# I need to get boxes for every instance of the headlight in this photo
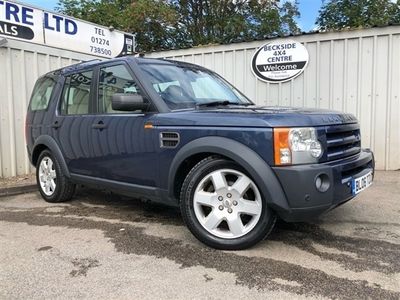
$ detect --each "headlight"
[273,127,322,165]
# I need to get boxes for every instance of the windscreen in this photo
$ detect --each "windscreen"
[139,63,251,110]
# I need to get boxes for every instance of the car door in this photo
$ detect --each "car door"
[88,62,159,187]
[53,69,99,176]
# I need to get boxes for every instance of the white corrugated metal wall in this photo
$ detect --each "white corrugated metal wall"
[0,27,399,177]
[147,26,400,171]
[0,38,98,178]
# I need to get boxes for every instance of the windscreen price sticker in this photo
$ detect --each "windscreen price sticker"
[251,40,309,83]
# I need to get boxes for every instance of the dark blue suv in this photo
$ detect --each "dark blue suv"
[26,57,374,249]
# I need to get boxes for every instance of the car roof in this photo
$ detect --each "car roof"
[46,56,208,77]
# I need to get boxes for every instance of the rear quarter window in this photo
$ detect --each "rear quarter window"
[29,76,57,111]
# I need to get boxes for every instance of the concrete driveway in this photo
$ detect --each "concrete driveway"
[0,171,399,299]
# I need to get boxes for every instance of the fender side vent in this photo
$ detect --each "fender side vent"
[160,132,180,148]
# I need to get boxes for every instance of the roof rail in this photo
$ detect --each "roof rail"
[82,59,103,63]
[67,59,103,70]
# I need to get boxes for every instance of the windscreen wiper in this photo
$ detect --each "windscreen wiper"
[196,100,250,107]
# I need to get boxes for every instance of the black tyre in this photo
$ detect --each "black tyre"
[180,156,276,250]
[36,150,76,203]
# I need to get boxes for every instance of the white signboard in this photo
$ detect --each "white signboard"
[0,0,135,58]
[251,40,309,83]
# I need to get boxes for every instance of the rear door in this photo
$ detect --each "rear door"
[88,62,159,187]
[53,69,98,175]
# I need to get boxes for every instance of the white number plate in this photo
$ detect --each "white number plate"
[352,171,373,195]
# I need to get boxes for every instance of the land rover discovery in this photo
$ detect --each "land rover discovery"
[26,57,374,249]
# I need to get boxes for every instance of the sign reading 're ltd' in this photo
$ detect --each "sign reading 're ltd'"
[0,0,135,58]
[251,40,309,83]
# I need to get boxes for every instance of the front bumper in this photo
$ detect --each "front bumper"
[272,149,374,222]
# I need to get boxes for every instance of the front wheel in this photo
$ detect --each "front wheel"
[180,156,276,250]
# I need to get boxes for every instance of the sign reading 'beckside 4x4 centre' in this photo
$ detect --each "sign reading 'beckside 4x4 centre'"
[251,40,309,83]
[0,0,134,58]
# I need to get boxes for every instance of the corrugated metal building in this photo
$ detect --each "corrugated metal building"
[147,26,400,171]
[0,26,399,178]
[0,38,97,178]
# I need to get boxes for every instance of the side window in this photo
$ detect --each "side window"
[98,64,141,113]
[29,76,57,111]
[61,71,93,115]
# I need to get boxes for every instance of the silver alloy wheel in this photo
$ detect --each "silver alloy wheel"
[193,168,262,239]
[38,156,57,196]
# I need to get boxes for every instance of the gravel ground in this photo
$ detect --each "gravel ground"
[0,173,36,188]
[0,171,399,299]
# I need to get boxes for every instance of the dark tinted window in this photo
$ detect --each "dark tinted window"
[61,71,93,115]
[30,76,57,111]
[98,64,141,113]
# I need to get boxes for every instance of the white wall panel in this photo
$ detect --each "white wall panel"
[345,38,358,115]
[359,37,374,151]
[0,39,97,178]
[319,41,331,109]
[305,42,318,108]
[373,36,389,169]
[1,27,399,177]
[147,26,400,170]
[389,34,400,170]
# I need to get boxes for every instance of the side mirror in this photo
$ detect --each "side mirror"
[111,93,149,111]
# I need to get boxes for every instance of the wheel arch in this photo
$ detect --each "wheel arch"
[32,135,70,178]
[169,136,290,213]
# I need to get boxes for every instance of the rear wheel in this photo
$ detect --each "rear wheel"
[36,150,75,203]
[180,156,276,250]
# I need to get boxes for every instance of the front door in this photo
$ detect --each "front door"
[88,63,158,187]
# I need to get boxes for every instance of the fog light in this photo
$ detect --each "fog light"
[315,174,330,192]
[316,177,322,189]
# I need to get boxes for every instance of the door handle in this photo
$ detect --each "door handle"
[50,121,61,129]
[92,121,107,130]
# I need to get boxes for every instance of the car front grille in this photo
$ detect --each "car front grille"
[325,123,361,161]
